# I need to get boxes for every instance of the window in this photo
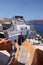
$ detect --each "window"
[14,39,17,43]
[21,28,23,30]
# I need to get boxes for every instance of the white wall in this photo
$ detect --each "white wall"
[0,24,3,32]
[17,24,30,36]
[7,31,21,45]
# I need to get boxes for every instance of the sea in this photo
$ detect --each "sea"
[34,24,43,35]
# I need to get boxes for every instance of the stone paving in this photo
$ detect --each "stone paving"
[18,46,30,65]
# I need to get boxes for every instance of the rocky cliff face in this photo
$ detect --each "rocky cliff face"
[28,20,43,24]
[0,17,12,23]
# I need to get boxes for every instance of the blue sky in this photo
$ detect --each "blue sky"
[0,0,43,20]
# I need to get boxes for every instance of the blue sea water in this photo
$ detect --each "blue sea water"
[34,24,43,35]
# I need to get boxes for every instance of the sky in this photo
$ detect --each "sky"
[0,0,43,20]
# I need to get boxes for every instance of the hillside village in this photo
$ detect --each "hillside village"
[0,16,43,65]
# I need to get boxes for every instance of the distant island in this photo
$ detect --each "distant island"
[28,20,43,24]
